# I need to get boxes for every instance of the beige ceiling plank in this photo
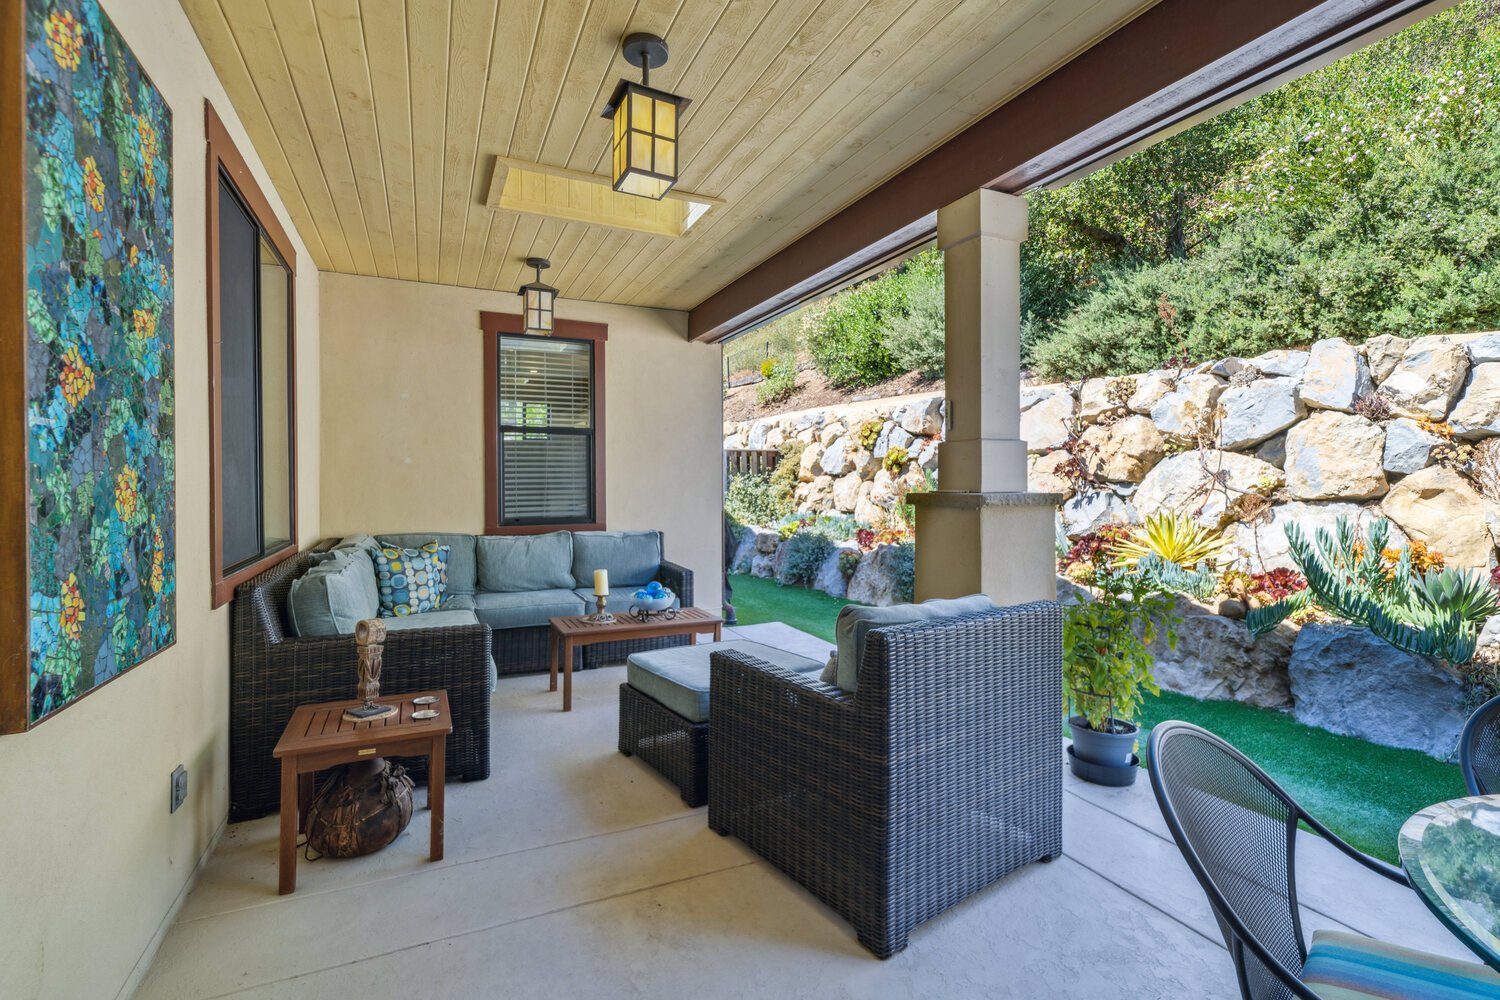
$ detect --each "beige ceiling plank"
[543,224,605,296]
[180,0,336,270]
[310,0,401,279]
[578,0,780,177]
[262,0,380,275]
[434,0,501,287]
[406,0,450,283]
[595,0,910,304]
[198,0,355,272]
[560,0,719,173]
[356,0,419,281]
[677,0,1128,300]
[564,229,631,301]
[622,0,968,301]
[542,223,588,295]
[639,0,1108,304]
[457,0,543,290]
[477,212,520,290]
[497,215,545,293]
[534,0,639,171]
[506,0,595,165]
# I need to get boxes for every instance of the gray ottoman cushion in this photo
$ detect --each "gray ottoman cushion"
[626,640,823,723]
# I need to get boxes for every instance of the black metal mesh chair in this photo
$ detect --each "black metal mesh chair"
[1461,694,1500,796]
[1148,721,1411,1000]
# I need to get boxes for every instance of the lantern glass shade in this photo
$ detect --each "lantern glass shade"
[605,81,686,200]
[520,281,556,334]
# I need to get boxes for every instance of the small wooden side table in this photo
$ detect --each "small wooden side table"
[271,690,453,895]
[548,607,723,711]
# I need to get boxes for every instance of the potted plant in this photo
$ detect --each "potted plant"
[1061,553,1211,785]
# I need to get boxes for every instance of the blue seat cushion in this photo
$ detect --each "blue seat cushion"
[473,589,585,631]
[833,595,996,693]
[440,593,476,612]
[571,531,662,589]
[574,586,680,615]
[626,640,823,723]
[288,550,381,636]
[381,609,497,693]
[1301,929,1500,999]
[476,532,575,592]
[377,533,478,594]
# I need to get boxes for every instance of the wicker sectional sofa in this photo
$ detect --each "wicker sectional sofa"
[228,529,693,821]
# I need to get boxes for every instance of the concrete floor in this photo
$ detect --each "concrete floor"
[136,622,1473,1000]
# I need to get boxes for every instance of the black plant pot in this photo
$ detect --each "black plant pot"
[1068,716,1140,786]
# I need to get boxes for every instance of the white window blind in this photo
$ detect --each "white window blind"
[498,335,594,524]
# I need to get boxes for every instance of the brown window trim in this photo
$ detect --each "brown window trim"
[206,100,299,608]
[481,311,608,536]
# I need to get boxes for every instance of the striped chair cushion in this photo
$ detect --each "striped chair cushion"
[1301,930,1500,999]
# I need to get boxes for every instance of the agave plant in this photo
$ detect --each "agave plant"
[1245,517,1487,665]
[1113,511,1233,570]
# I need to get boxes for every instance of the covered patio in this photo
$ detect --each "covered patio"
[134,622,1468,999]
[1,0,1488,998]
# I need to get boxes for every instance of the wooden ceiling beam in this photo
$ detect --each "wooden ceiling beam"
[686,0,1440,343]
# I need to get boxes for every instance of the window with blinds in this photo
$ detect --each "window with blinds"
[497,335,595,525]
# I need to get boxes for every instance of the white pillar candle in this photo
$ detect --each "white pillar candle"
[593,569,609,596]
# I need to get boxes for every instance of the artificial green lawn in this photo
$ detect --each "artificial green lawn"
[727,573,1467,863]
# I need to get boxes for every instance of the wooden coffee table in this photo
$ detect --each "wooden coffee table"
[549,607,723,711]
[271,690,453,894]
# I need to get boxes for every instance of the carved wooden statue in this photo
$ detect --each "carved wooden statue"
[343,618,395,722]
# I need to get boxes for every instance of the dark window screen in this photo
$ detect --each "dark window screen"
[218,180,262,570]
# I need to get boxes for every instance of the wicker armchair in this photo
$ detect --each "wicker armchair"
[229,553,493,822]
[707,602,1063,958]
[1461,693,1500,795]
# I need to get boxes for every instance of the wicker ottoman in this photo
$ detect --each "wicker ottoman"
[619,640,825,806]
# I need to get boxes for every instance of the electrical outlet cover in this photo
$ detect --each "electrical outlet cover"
[170,765,187,813]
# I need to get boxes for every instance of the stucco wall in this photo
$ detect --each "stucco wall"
[318,273,724,605]
[0,2,322,997]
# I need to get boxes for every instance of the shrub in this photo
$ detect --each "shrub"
[885,276,945,379]
[812,513,859,540]
[838,549,861,579]
[756,358,797,405]
[723,473,789,528]
[888,541,916,603]
[1248,517,1494,664]
[769,440,804,506]
[807,249,943,387]
[777,529,835,587]
[1112,512,1232,569]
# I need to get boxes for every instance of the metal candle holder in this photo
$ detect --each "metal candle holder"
[586,593,616,625]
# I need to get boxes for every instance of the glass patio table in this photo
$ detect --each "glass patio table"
[1399,795,1500,973]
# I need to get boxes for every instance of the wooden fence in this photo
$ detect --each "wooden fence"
[725,448,780,477]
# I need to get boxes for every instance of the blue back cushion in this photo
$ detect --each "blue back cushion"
[476,532,575,592]
[571,531,662,589]
[833,595,996,693]
[288,550,381,636]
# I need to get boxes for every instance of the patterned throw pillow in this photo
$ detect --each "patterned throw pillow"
[372,541,449,617]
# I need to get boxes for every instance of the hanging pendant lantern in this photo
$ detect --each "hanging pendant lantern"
[600,33,689,200]
[517,257,557,334]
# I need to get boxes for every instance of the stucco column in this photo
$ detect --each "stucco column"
[936,189,1028,491]
[912,189,1058,606]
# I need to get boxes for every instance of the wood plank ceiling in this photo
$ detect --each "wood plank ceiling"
[180,0,1158,313]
